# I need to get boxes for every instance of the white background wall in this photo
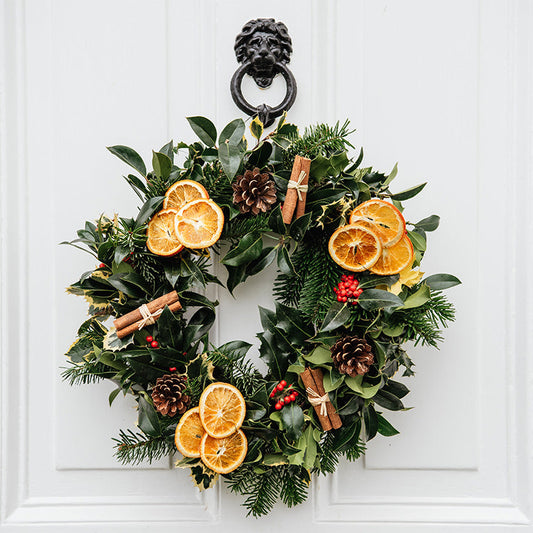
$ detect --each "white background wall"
[1,0,532,531]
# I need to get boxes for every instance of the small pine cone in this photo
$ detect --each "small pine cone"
[232,167,277,215]
[151,374,190,417]
[331,336,374,377]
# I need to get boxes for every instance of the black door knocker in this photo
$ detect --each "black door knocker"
[230,18,297,127]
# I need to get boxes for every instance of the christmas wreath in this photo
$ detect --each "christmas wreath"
[63,114,460,517]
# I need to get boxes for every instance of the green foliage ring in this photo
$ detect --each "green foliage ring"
[63,114,460,517]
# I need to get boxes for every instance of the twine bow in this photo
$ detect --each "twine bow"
[137,304,164,330]
[306,386,329,417]
[287,170,308,201]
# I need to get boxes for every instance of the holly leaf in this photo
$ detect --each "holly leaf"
[320,302,351,332]
[137,395,161,436]
[221,233,263,267]
[280,403,304,441]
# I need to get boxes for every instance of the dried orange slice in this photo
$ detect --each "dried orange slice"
[328,224,382,272]
[200,429,248,474]
[163,179,209,210]
[350,199,406,248]
[146,208,184,256]
[174,407,205,458]
[199,382,246,438]
[370,234,414,275]
[174,199,224,249]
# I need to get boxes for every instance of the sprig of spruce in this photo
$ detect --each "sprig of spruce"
[113,429,174,466]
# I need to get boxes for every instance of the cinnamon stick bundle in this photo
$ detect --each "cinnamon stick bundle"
[282,155,311,224]
[114,290,181,339]
[300,367,342,431]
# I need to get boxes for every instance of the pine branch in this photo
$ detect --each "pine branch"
[61,360,115,385]
[112,429,174,466]
[317,431,341,474]
[343,438,366,462]
[279,466,310,507]
[223,212,271,241]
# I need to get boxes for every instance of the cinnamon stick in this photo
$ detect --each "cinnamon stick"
[282,155,305,224]
[295,157,311,219]
[116,300,182,339]
[114,290,179,331]
[310,367,342,430]
[300,367,332,431]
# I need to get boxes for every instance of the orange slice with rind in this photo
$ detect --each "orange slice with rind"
[163,179,209,210]
[200,429,248,474]
[328,224,382,272]
[174,199,224,249]
[350,199,406,248]
[146,208,184,256]
[370,234,414,275]
[174,407,205,458]
[199,382,246,438]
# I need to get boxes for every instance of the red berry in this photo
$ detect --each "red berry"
[169,367,176,372]
[340,290,346,296]
[276,383,284,391]
[342,296,348,302]
[293,391,299,397]
[337,296,343,302]
[146,335,153,343]
[270,391,276,398]
[280,380,287,387]
[289,393,297,401]
[352,301,358,306]
[353,280,359,287]
[275,402,282,410]
[99,263,105,268]
[150,340,159,348]
[279,398,285,405]
[284,396,291,403]
[356,289,363,296]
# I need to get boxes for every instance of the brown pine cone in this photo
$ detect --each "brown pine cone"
[232,167,277,215]
[331,336,374,377]
[151,374,190,417]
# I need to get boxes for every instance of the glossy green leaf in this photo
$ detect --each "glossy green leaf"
[423,273,462,290]
[320,302,351,332]
[415,214,440,231]
[302,345,332,365]
[218,141,243,180]
[280,403,305,441]
[246,246,277,277]
[186,116,217,147]
[408,230,426,252]
[219,118,245,145]
[137,395,161,436]
[289,212,312,241]
[136,196,164,226]
[358,289,404,311]
[401,284,431,309]
[381,162,398,188]
[345,375,381,399]
[152,151,172,179]
[391,182,427,201]
[277,245,295,275]
[107,145,146,177]
[373,390,404,411]
[221,233,263,267]
[376,413,400,436]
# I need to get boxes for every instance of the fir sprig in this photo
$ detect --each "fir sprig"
[113,429,174,466]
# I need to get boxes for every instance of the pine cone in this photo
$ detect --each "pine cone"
[232,167,277,215]
[151,374,190,417]
[331,336,374,377]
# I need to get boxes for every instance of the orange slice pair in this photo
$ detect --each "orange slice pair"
[146,180,224,255]
[174,383,247,474]
[329,199,414,275]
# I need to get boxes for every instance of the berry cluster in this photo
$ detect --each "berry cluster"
[270,380,299,410]
[333,274,363,305]
[146,335,159,349]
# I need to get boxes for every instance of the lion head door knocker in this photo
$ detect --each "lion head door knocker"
[230,18,297,127]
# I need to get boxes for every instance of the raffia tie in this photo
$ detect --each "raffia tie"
[137,304,164,330]
[287,170,308,201]
[306,386,329,417]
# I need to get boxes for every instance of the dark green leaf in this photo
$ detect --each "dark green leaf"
[221,233,263,267]
[373,390,405,411]
[358,289,404,311]
[408,230,426,252]
[415,214,440,231]
[423,273,462,290]
[289,212,312,241]
[377,413,400,436]
[219,118,245,145]
[363,404,378,440]
[219,141,244,180]
[383,379,409,399]
[277,245,295,275]
[152,151,172,179]
[320,302,351,332]
[137,395,161,436]
[107,145,146,177]
[186,116,217,147]
[280,403,305,441]
[246,246,277,276]
[136,196,164,226]
[391,182,427,201]
[109,387,121,406]
[267,205,286,234]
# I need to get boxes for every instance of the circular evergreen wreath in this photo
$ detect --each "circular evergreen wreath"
[63,114,460,517]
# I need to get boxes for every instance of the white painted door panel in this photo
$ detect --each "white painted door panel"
[1,0,531,531]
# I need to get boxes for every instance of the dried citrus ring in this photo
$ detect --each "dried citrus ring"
[200,429,248,474]
[163,179,209,210]
[370,234,414,275]
[174,199,224,249]
[146,208,184,256]
[349,199,406,248]
[174,407,205,458]
[199,382,246,438]
[328,224,382,272]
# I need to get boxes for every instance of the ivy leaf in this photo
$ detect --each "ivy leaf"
[137,395,161,436]
[221,233,263,267]
[107,145,146,177]
[358,289,404,311]
[376,413,400,436]
[186,116,217,147]
[320,302,351,332]
[414,214,440,231]
[280,403,304,441]
[391,182,427,201]
[423,273,462,290]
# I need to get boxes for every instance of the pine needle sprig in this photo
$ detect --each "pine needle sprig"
[113,429,174,466]
[279,466,310,507]
[61,360,115,386]
[317,431,341,474]
[343,438,367,462]
[223,213,271,241]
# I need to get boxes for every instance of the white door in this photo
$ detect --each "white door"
[1,0,532,531]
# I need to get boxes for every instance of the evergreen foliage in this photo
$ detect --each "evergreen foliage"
[113,429,175,466]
